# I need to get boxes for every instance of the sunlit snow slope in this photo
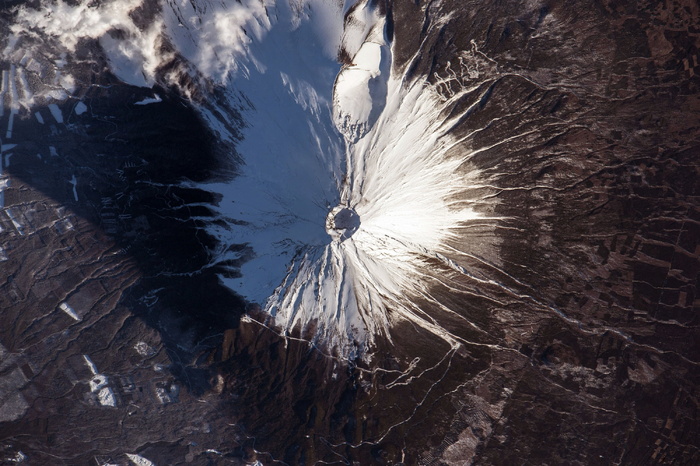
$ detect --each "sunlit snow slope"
[10,0,496,358]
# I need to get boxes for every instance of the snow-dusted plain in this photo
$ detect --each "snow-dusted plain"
[9,0,497,359]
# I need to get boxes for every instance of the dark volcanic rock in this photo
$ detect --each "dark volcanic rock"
[0,37,249,463]
[384,0,700,464]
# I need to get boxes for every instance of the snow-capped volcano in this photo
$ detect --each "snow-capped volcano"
[201,0,490,357]
[8,0,495,358]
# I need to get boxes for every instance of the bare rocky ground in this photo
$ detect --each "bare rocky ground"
[0,0,698,465]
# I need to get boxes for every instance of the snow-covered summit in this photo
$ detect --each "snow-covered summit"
[8,0,492,360]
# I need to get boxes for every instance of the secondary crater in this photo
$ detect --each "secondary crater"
[325,205,360,242]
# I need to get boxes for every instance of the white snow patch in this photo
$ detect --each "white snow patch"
[34,111,44,124]
[48,104,63,124]
[5,116,14,139]
[89,374,108,392]
[74,101,87,115]
[333,40,389,141]
[3,33,18,56]
[59,302,80,320]
[0,69,7,118]
[54,217,74,234]
[126,453,155,466]
[87,371,117,407]
[83,354,99,375]
[134,95,162,105]
[8,65,18,110]
[16,68,32,108]
[0,68,8,93]
[5,68,17,137]
[134,341,156,357]
[96,386,117,407]
[5,208,23,235]
[69,175,78,201]
[0,178,8,210]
